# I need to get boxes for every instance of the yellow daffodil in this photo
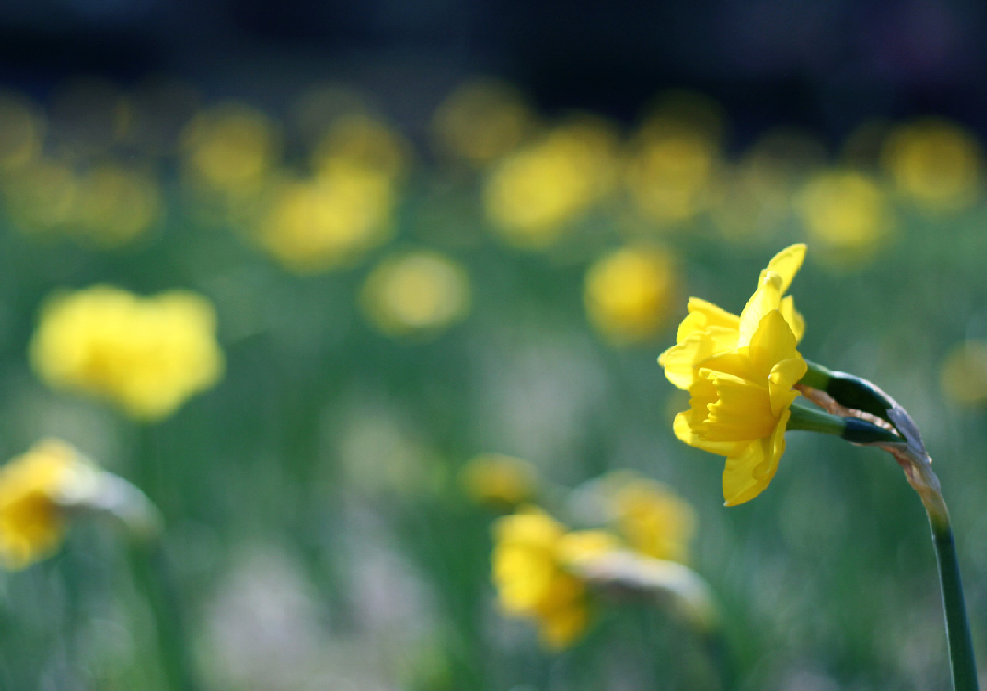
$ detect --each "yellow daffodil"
[492,507,618,649]
[0,439,159,569]
[460,453,537,507]
[584,246,678,345]
[30,286,224,421]
[659,245,808,505]
[598,472,695,562]
[360,251,471,337]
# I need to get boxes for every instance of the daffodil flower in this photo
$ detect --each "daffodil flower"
[659,244,805,390]
[659,245,809,505]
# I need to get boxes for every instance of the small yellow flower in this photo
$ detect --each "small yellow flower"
[0,89,44,172]
[360,251,471,337]
[258,168,394,273]
[30,286,224,421]
[0,440,79,569]
[595,472,695,562]
[625,119,719,226]
[584,246,678,345]
[659,245,808,505]
[796,170,892,265]
[881,119,982,212]
[484,118,618,249]
[180,103,280,193]
[0,439,160,569]
[431,79,534,166]
[940,340,987,406]
[460,453,537,507]
[492,507,618,649]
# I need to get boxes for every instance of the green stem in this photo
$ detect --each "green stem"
[787,401,900,444]
[931,516,979,691]
[133,425,202,691]
[129,543,202,691]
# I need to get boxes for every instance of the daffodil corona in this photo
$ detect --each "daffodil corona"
[659,245,808,505]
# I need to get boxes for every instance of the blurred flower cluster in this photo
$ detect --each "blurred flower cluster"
[30,286,224,421]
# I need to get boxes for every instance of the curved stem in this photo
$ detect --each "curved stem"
[930,514,979,691]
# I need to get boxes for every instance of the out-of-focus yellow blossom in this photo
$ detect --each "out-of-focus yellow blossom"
[0,439,160,569]
[593,472,695,562]
[882,119,982,211]
[311,113,409,183]
[259,169,394,273]
[708,165,788,243]
[0,440,79,569]
[181,103,280,193]
[493,507,618,648]
[361,251,471,337]
[796,170,892,265]
[4,158,79,235]
[431,79,535,166]
[0,89,45,172]
[940,340,987,406]
[659,245,808,505]
[625,117,720,226]
[70,163,163,247]
[584,246,678,345]
[30,286,224,421]
[460,453,537,507]
[484,118,619,249]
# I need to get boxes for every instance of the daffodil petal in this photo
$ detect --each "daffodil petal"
[779,295,805,342]
[747,309,802,381]
[677,298,740,341]
[659,326,737,389]
[737,272,784,348]
[722,410,789,506]
[760,243,806,294]
[768,358,807,415]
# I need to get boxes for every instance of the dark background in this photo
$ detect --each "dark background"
[1,0,984,150]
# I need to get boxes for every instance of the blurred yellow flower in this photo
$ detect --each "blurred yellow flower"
[484,118,618,249]
[493,507,618,648]
[3,158,78,236]
[0,439,160,569]
[460,453,537,507]
[431,79,535,166]
[181,103,280,193]
[361,251,471,337]
[625,118,720,226]
[259,169,394,273]
[0,439,79,569]
[796,170,892,265]
[584,246,678,345]
[30,286,224,421]
[0,89,44,172]
[881,119,982,211]
[311,113,409,183]
[595,472,695,562]
[659,245,808,505]
[71,162,163,247]
[940,340,987,406]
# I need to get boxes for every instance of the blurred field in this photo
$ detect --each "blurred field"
[0,76,986,691]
